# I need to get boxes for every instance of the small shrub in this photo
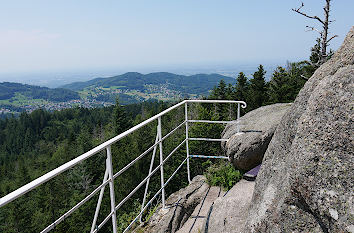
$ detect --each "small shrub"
[117,199,141,232]
[144,204,158,222]
[204,161,243,190]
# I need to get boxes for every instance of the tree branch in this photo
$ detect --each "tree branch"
[327,35,338,43]
[292,3,324,25]
[306,26,322,35]
[300,74,310,80]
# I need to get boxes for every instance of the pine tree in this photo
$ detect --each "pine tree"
[209,80,230,119]
[286,62,307,100]
[226,83,234,100]
[112,97,131,135]
[268,66,293,103]
[234,72,249,101]
[249,65,267,109]
[210,79,227,100]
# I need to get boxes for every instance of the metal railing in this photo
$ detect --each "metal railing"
[0,99,246,233]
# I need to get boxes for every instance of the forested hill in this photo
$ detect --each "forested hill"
[0,73,235,114]
[0,82,80,102]
[61,72,235,95]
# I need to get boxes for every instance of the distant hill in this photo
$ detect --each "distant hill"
[0,82,80,101]
[0,72,235,113]
[61,72,235,95]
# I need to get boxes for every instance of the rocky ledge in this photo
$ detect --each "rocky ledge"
[222,103,291,171]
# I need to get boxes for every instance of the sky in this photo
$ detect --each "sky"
[0,0,353,84]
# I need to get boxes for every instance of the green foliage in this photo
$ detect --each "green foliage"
[116,199,141,232]
[207,41,322,115]
[0,100,185,233]
[268,66,294,103]
[112,97,131,135]
[234,72,249,101]
[204,161,243,191]
[249,65,268,109]
[144,204,158,222]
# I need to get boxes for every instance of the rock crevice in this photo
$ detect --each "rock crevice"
[142,175,210,233]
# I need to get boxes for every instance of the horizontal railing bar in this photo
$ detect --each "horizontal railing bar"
[113,121,186,179]
[190,155,229,159]
[0,146,108,207]
[188,137,229,142]
[161,120,186,141]
[188,120,235,124]
[0,101,188,207]
[41,178,111,233]
[186,99,247,107]
[124,156,189,233]
[114,139,187,211]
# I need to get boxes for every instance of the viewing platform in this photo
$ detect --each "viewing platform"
[0,99,247,233]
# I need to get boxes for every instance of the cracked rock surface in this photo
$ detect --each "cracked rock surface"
[245,27,354,232]
[142,175,209,233]
[202,179,255,233]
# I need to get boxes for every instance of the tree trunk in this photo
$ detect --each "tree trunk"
[321,0,331,63]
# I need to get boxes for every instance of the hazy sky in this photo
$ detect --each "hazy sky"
[0,0,353,75]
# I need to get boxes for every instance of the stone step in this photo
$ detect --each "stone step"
[176,186,225,233]
[202,179,255,233]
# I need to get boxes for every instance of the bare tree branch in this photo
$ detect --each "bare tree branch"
[292,3,324,25]
[294,2,304,11]
[292,0,336,65]
[327,35,338,43]
[306,26,322,34]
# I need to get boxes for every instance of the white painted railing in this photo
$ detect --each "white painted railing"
[0,99,246,233]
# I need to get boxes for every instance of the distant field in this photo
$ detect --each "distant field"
[0,93,49,107]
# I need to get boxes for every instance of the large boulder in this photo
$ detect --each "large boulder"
[202,179,255,233]
[222,103,291,170]
[142,175,209,233]
[245,27,354,232]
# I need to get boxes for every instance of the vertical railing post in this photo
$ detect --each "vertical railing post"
[157,117,165,208]
[106,146,117,233]
[139,131,159,222]
[91,168,109,233]
[185,102,191,184]
[237,103,241,134]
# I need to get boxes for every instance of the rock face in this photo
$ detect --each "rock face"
[143,175,209,233]
[245,27,354,232]
[202,179,255,233]
[222,103,291,170]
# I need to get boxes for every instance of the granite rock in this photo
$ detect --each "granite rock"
[245,26,354,233]
[143,175,209,233]
[222,103,291,170]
